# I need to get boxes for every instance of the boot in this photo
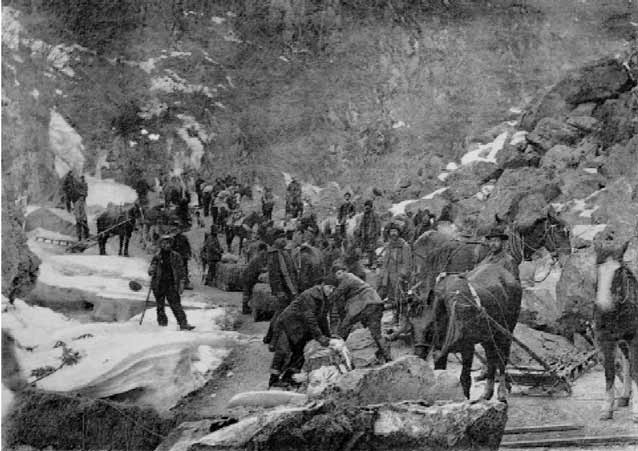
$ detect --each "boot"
[242,295,252,315]
[280,370,301,388]
[268,374,280,388]
[180,324,195,331]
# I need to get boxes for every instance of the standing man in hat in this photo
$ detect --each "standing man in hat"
[261,187,275,221]
[148,235,195,330]
[379,222,412,325]
[74,175,89,242]
[356,200,381,268]
[330,262,391,362]
[482,227,519,279]
[337,192,356,238]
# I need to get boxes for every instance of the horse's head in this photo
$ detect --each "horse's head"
[495,212,571,262]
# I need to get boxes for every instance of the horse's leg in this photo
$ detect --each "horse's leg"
[226,229,233,253]
[459,344,474,399]
[628,335,638,423]
[599,338,616,420]
[618,342,632,407]
[479,343,498,401]
[97,235,107,255]
[118,232,123,256]
[123,232,130,257]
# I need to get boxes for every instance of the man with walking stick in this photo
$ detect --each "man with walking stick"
[146,235,195,330]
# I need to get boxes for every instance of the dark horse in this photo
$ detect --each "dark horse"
[419,262,522,400]
[593,239,638,422]
[406,212,571,399]
[96,204,140,256]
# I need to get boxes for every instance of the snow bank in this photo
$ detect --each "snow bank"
[3,299,238,412]
[49,110,85,177]
[85,176,137,208]
[460,131,508,166]
[389,188,448,215]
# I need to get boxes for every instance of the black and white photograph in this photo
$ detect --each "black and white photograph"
[1,1,637,449]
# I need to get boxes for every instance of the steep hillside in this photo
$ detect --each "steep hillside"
[1,0,636,203]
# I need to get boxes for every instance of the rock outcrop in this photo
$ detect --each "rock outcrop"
[1,197,40,302]
[317,356,464,406]
[166,400,507,451]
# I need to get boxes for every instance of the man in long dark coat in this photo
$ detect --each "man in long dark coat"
[264,234,299,344]
[268,284,333,387]
[149,235,195,330]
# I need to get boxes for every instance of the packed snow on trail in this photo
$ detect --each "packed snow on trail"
[2,297,239,413]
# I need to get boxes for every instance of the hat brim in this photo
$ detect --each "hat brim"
[485,233,508,240]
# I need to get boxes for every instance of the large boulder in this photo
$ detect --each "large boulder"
[556,169,606,201]
[540,144,584,171]
[2,200,41,302]
[445,161,499,201]
[521,57,633,130]
[496,143,541,171]
[181,400,508,451]
[527,118,585,153]
[594,87,638,148]
[478,168,560,227]
[518,264,562,333]
[319,356,464,406]
[555,247,597,338]
[600,135,638,180]
[589,177,638,242]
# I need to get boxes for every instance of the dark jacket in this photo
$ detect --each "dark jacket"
[357,211,381,247]
[261,192,274,210]
[338,201,355,224]
[201,232,223,263]
[172,233,192,260]
[293,244,325,292]
[331,272,383,319]
[149,250,186,291]
[277,285,331,341]
[268,247,299,297]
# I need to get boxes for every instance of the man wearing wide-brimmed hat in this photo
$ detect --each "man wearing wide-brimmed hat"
[481,226,519,278]
[380,221,412,326]
[148,235,195,330]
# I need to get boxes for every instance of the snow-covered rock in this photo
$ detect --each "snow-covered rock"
[2,299,238,413]
[85,176,137,208]
[49,110,85,177]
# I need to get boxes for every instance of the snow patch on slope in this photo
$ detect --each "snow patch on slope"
[85,176,137,208]
[461,132,508,165]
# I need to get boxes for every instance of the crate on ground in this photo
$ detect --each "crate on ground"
[215,261,246,292]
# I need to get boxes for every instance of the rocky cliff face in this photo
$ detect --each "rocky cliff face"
[1,191,40,302]
[1,0,635,201]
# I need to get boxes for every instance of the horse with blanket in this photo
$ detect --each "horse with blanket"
[96,203,141,256]
[400,213,571,399]
[592,233,638,422]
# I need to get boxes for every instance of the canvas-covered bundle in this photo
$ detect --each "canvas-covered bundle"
[215,262,246,291]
